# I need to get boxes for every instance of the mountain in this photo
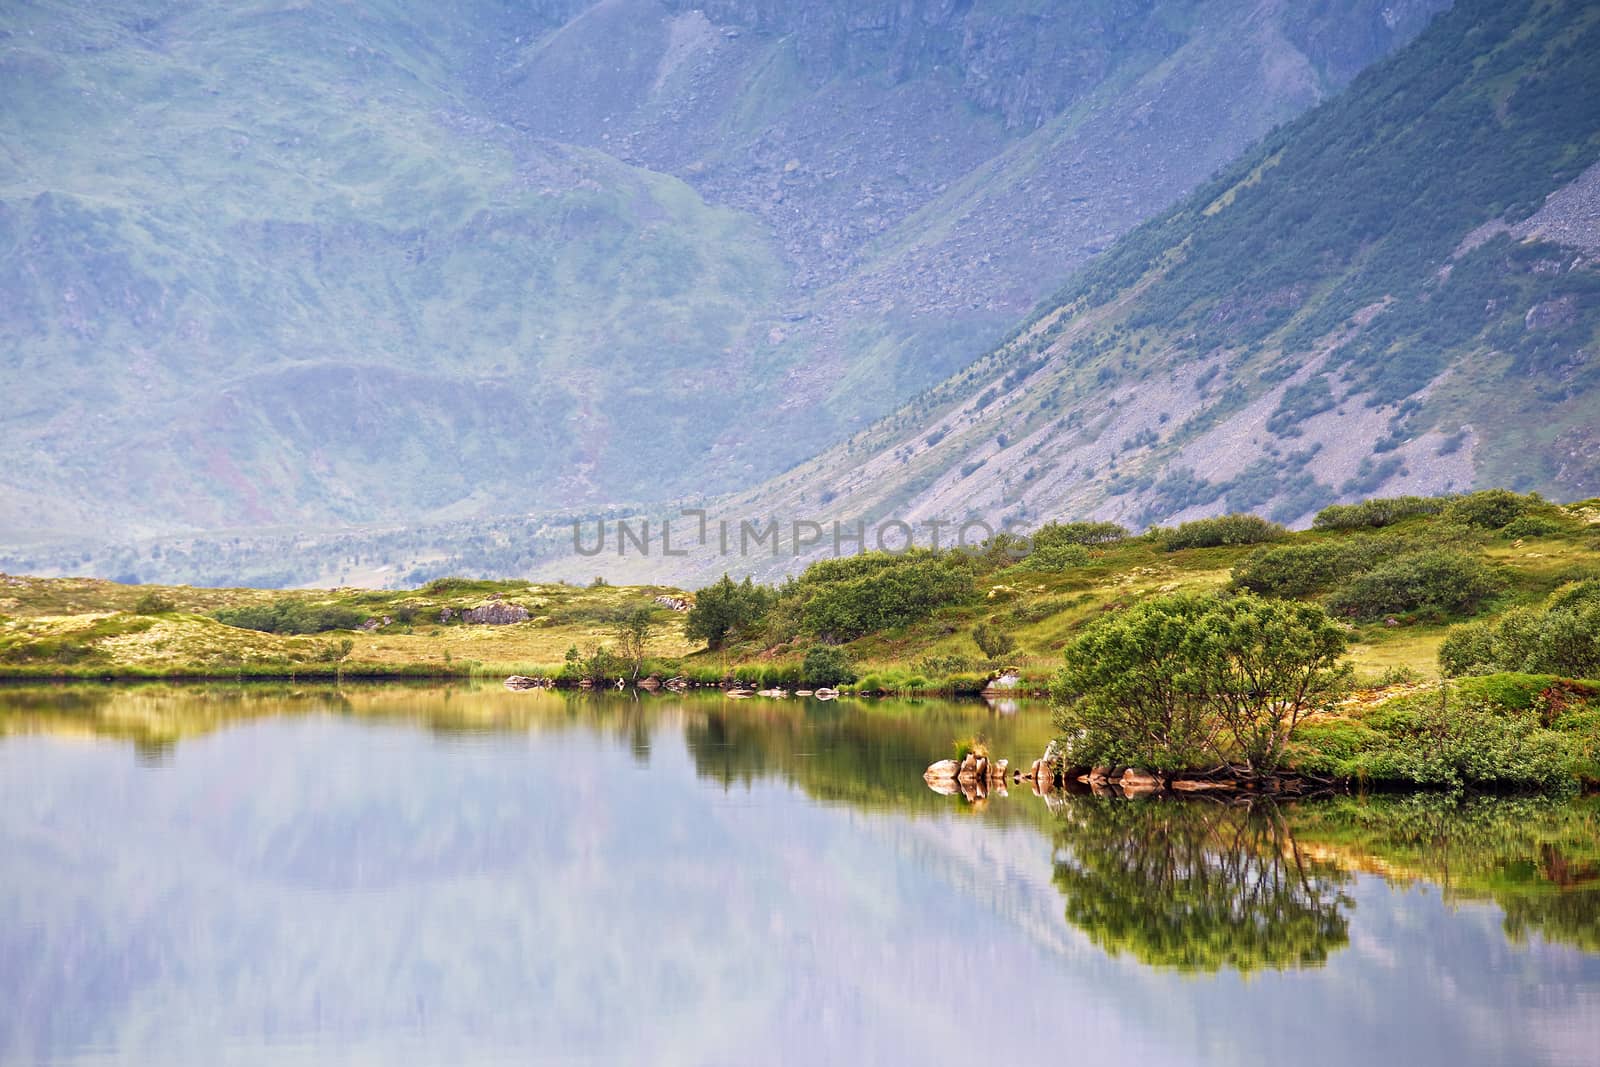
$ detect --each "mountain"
[0,0,1445,548]
[706,0,1600,575]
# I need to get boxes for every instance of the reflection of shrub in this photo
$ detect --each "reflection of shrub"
[1161,514,1286,551]
[1325,551,1502,619]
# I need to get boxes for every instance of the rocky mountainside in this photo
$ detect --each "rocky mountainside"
[1,0,1443,551]
[682,0,1600,582]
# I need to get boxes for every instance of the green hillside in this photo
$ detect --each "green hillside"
[725,0,1599,560]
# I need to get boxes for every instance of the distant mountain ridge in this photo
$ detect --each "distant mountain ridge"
[694,0,1600,582]
[0,0,1444,551]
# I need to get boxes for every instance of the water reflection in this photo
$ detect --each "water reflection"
[0,684,1597,1065]
[1049,799,1352,972]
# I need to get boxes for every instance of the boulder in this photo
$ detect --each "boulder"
[982,670,1021,693]
[462,602,531,625]
[924,759,960,783]
[637,676,662,691]
[503,675,549,690]
[654,594,692,612]
[1119,768,1162,793]
[757,688,788,698]
[1172,779,1237,793]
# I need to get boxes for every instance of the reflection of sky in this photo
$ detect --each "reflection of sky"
[0,708,1596,1066]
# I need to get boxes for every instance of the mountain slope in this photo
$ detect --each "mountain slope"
[0,0,1444,545]
[718,0,1600,571]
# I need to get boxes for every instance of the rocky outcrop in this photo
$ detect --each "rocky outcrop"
[462,602,531,625]
[504,675,552,690]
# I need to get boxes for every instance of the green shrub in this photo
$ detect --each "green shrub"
[1052,592,1349,774]
[1500,514,1564,538]
[972,622,1017,660]
[1031,521,1129,547]
[1231,537,1409,597]
[214,599,369,634]
[132,591,177,615]
[790,551,977,641]
[1312,495,1448,530]
[1438,620,1497,676]
[685,575,773,648]
[1443,489,1540,530]
[1161,514,1286,551]
[1325,551,1503,619]
[1438,582,1600,677]
[801,645,857,688]
[1018,543,1092,570]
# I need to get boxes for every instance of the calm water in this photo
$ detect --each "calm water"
[1,684,1596,1066]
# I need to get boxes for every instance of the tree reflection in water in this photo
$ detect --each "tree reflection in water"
[1048,798,1352,973]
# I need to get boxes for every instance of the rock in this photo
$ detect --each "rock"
[462,602,530,625]
[958,752,978,782]
[974,755,989,781]
[654,594,692,612]
[757,688,788,697]
[1525,294,1578,331]
[982,670,1021,693]
[503,675,549,690]
[924,759,960,782]
[727,688,755,699]
[638,675,661,691]
[1172,779,1237,793]
[813,687,838,699]
[439,607,453,623]
[664,676,689,692]
[1089,765,1112,784]
[990,758,1008,780]
[1119,768,1162,792]
[796,689,814,696]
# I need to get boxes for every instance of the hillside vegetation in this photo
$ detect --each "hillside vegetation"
[715,0,1600,577]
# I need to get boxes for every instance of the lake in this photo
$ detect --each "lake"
[1,684,1596,1066]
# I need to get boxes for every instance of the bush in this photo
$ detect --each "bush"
[1018,543,1092,570]
[972,622,1016,660]
[783,551,978,641]
[1312,495,1447,530]
[1325,551,1503,620]
[1161,514,1286,551]
[1051,592,1349,774]
[1438,621,1497,676]
[1031,521,1129,547]
[1500,514,1565,538]
[1440,582,1600,677]
[1443,489,1540,530]
[685,575,772,648]
[1231,538,1409,597]
[132,591,176,615]
[802,645,857,688]
[214,598,368,634]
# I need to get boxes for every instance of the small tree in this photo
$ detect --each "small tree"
[801,645,857,688]
[1186,596,1351,775]
[612,607,653,681]
[132,591,176,615]
[972,622,1016,661]
[686,575,771,648]
[1051,594,1219,772]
